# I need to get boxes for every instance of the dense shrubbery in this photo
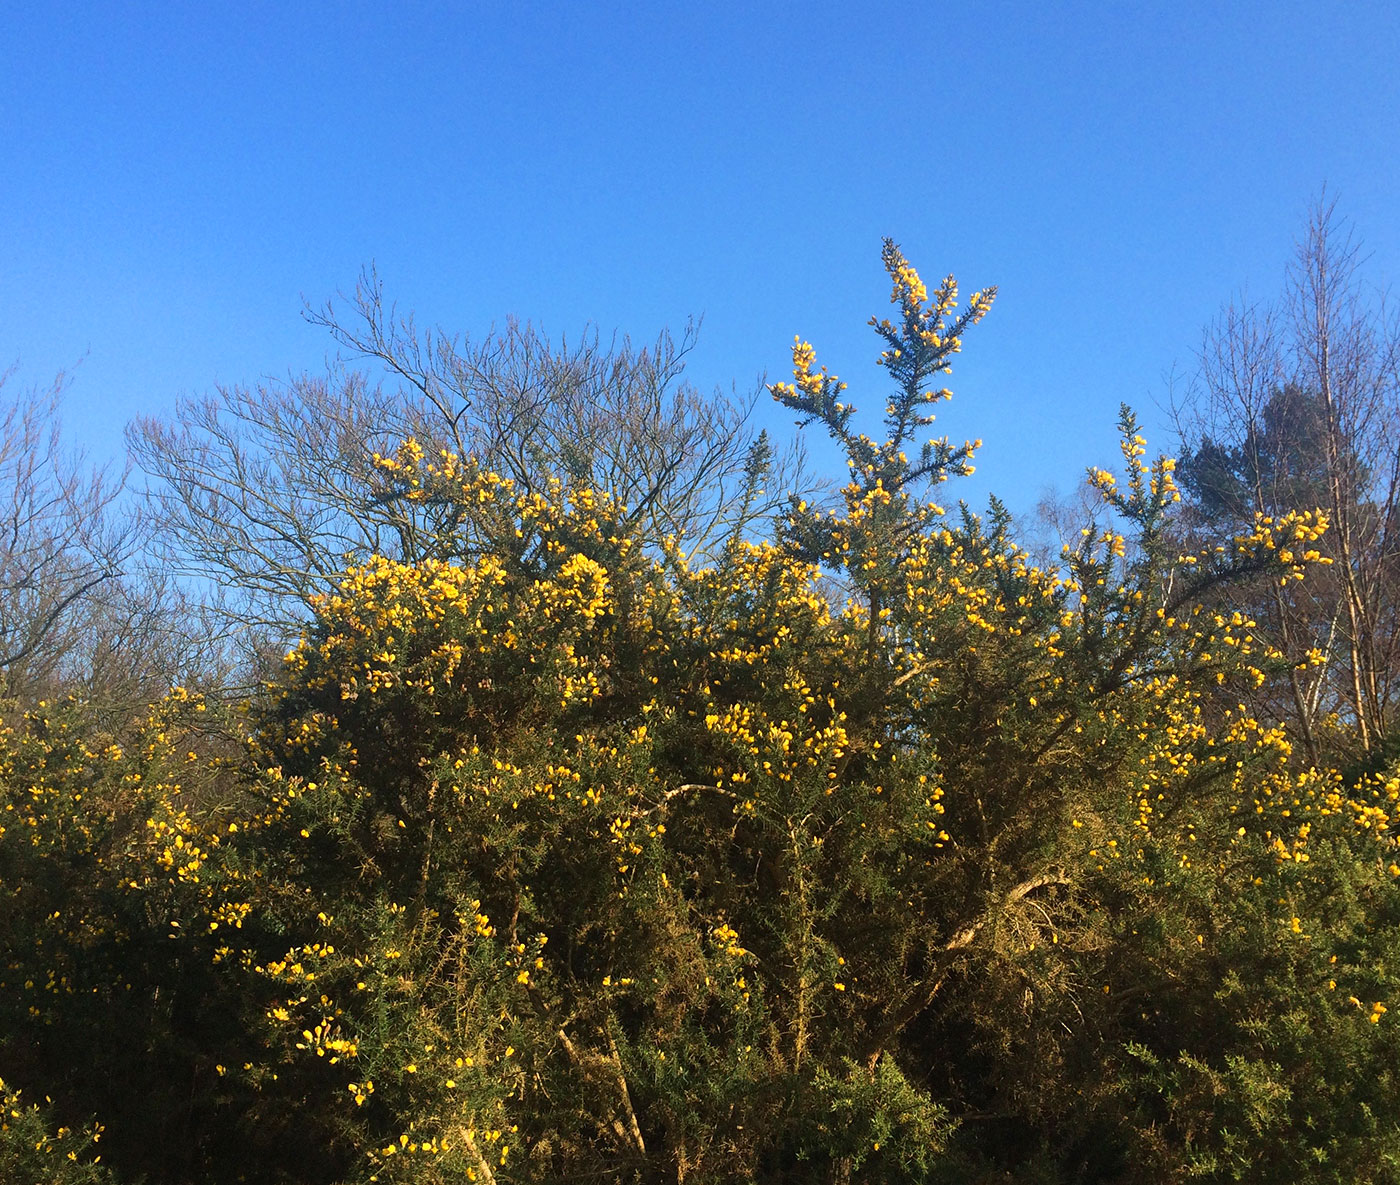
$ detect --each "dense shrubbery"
[3,243,1400,1183]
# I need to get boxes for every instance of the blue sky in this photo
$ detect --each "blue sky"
[3,1,1398,517]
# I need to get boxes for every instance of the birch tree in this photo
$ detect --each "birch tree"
[1174,199,1400,759]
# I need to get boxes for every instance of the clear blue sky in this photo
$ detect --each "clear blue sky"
[4,1,1398,517]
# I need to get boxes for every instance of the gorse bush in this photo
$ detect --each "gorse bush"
[3,242,1400,1183]
[0,1077,113,1184]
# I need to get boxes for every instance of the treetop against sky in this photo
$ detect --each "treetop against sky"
[3,1,1399,515]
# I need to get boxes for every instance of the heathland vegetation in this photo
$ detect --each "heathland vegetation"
[3,208,1400,1184]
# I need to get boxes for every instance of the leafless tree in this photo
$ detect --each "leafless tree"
[309,269,810,553]
[130,268,811,653]
[0,371,235,719]
[1172,198,1400,759]
[1287,201,1400,752]
[0,371,129,698]
[1028,477,1111,572]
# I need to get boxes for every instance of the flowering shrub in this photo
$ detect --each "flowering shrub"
[0,1077,112,1184]
[1,243,1398,1183]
